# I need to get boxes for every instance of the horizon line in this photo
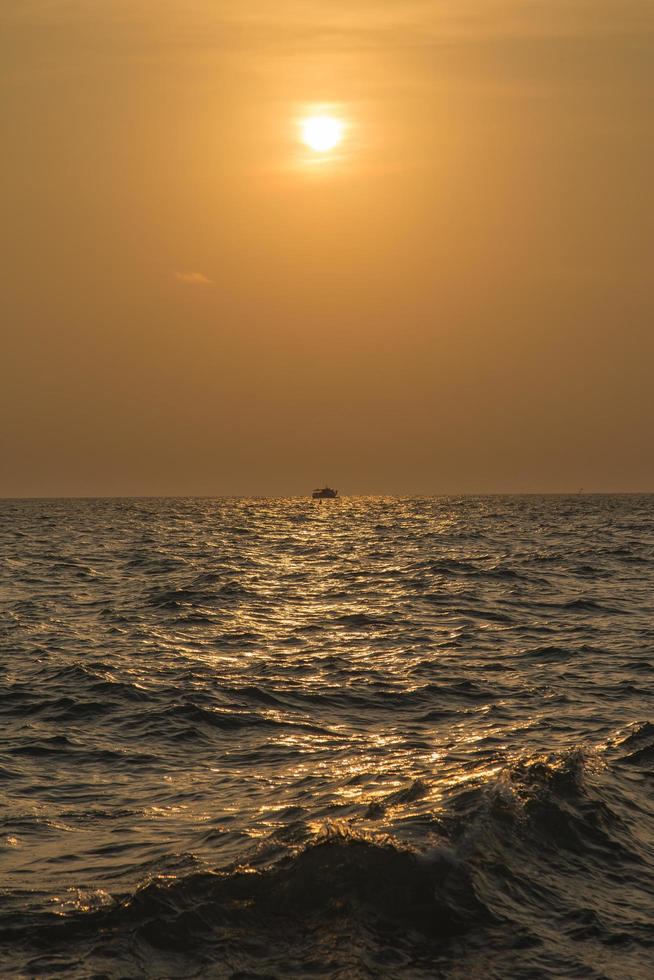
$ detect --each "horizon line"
[1,490,653,501]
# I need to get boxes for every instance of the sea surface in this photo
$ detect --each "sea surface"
[1,495,653,979]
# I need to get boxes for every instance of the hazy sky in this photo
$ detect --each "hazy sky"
[2,1,653,495]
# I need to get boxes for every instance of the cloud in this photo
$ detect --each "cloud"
[174,271,212,285]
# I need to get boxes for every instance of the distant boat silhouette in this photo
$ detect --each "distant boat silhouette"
[312,486,338,499]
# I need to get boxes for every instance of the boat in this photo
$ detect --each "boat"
[312,486,338,499]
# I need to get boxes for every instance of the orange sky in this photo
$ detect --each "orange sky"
[2,1,653,495]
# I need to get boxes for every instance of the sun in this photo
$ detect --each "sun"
[300,115,344,153]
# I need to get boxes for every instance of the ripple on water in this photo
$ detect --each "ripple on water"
[1,494,654,977]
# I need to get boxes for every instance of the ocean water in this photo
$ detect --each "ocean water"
[1,495,653,979]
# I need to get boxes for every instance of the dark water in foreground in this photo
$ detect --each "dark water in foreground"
[1,495,653,979]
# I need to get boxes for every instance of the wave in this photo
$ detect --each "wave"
[332,612,396,628]
[613,721,654,766]
[558,597,626,614]
[3,736,654,976]
[128,701,333,739]
[121,835,486,948]
[148,579,254,610]
[3,829,488,965]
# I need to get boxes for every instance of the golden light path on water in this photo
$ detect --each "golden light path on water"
[109,498,554,842]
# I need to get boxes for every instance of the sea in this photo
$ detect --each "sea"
[1,495,653,979]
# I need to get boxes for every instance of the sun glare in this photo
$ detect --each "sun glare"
[300,115,344,153]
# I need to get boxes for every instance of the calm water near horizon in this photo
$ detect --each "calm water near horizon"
[1,495,653,978]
